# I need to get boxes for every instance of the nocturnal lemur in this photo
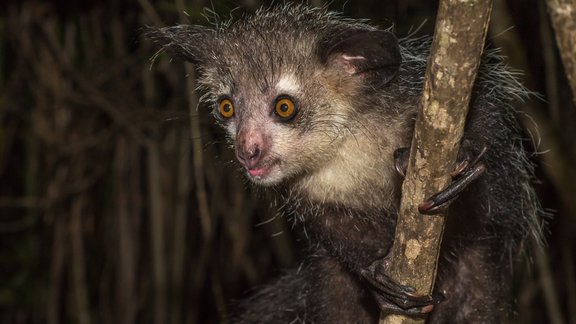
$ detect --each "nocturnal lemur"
[146,4,543,323]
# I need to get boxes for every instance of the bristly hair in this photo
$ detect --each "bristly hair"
[145,4,546,322]
[144,0,544,252]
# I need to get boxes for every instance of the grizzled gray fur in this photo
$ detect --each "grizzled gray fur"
[146,4,543,323]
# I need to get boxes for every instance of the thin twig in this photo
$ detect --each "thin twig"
[138,0,165,27]
[70,195,92,324]
[34,21,149,145]
[147,140,167,324]
[115,136,138,324]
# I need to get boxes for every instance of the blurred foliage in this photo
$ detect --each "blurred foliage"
[0,0,574,323]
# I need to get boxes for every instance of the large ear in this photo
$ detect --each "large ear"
[319,30,401,86]
[143,25,216,65]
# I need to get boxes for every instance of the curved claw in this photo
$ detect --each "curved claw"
[419,162,486,214]
[394,144,488,214]
[419,145,488,214]
[451,145,487,178]
[451,159,470,178]
[360,260,444,314]
[393,147,410,178]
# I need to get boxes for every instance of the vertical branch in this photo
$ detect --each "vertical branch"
[492,2,568,320]
[563,247,576,317]
[170,126,191,324]
[147,140,167,324]
[174,0,211,243]
[115,136,137,324]
[140,5,168,320]
[537,0,561,124]
[534,245,565,324]
[173,2,213,321]
[381,0,493,323]
[545,0,576,105]
[70,195,92,324]
[48,213,66,324]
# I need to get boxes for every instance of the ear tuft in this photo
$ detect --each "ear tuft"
[143,25,215,65]
[320,30,402,86]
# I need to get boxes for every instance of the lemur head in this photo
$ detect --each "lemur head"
[146,5,401,186]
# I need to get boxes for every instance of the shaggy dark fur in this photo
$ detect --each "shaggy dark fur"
[146,4,543,323]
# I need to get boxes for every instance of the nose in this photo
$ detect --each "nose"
[237,143,262,169]
[236,129,266,169]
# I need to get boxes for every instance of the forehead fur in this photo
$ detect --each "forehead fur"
[198,4,376,95]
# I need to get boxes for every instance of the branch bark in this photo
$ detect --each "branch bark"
[380,0,493,323]
[545,0,576,106]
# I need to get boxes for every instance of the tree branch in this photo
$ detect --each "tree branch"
[381,0,493,323]
[545,0,576,106]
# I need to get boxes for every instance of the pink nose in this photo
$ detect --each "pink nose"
[236,128,267,169]
[236,143,262,169]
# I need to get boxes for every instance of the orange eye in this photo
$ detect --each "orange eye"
[218,98,235,119]
[274,97,297,120]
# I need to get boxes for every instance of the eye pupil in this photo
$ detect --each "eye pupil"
[218,98,234,119]
[274,96,297,121]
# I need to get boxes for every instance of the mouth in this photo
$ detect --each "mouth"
[244,160,279,182]
[247,166,269,177]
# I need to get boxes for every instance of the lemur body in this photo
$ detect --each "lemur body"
[147,4,542,323]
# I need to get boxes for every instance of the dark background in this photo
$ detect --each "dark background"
[0,0,574,323]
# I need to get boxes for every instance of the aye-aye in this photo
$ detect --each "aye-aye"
[146,4,543,323]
